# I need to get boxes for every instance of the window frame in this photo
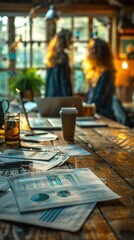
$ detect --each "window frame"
[0,14,112,97]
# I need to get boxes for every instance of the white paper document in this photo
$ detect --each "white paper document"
[0,152,69,171]
[0,144,91,162]
[56,144,91,156]
[31,154,69,171]
[0,149,56,161]
[8,168,120,213]
[0,191,96,232]
[0,176,10,191]
[36,144,91,156]
[20,132,58,142]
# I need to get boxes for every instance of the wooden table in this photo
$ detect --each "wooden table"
[0,117,134,240]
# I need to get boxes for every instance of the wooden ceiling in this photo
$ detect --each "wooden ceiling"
[0,0,134,16]
[0,0,133,7]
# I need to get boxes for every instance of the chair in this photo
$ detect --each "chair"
[112,95,133,127]
[34,96,85,117]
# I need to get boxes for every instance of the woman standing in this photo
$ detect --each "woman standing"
[83,38,116,119]
[45,29,73,97]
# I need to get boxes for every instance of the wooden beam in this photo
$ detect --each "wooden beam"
[111,17,117,56]
[58,5,118,16]
[0,3,119,16]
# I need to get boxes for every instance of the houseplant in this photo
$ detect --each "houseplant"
[9,68,45,100]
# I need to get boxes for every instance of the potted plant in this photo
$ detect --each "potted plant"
[9,68,45,100]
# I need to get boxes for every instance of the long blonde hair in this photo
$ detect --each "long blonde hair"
[83,38,116,86]
[46,29,73,68]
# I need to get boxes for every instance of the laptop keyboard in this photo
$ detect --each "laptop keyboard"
[30,117,51,127]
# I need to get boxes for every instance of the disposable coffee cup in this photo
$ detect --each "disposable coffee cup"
[60,107,78,141]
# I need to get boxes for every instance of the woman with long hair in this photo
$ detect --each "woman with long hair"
[83,38,116,119]
[45,29,73,97]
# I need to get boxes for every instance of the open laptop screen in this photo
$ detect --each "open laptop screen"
[34,96,85,117]
[16,88,31,129]
[16,88,62,130]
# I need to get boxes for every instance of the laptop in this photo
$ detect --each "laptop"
[16,89,62,130]
[34,96,85,117]
[76,119,108,128]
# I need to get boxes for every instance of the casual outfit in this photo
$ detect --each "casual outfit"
[87,69,115,119]
[45,52,72,97]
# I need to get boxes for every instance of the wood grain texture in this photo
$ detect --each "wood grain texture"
[0,117,134,240]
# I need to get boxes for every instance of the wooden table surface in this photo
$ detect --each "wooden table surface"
[0,116,134,240]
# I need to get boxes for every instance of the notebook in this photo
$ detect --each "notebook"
[16,89,62,130]
[76,120,109,128]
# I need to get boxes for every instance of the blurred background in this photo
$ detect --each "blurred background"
[0,0,134,104]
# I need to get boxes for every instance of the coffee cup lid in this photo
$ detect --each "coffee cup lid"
[82,102,95,107]
[60,107,78,114]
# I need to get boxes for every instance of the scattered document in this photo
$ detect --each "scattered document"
[0,191,96,232]
[0,154,69,171]
[56,144,91,156]
[20,132,58,142]
[0,149,56,161]
[8,168,120,213]
[31,154,69,171]
[0,176,10,192]
[16,144,91,156]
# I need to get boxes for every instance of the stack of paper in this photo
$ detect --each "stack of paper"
[0,168,120,232]
[8,168,120,213]
[0,149,69,171]
[0,191,96,232]
[0,144,91,172]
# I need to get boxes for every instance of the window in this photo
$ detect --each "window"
[92,18,110,41]
[57,17,72,32]
[0,15,111,99]
[0,72,9,99]
[16,42,30,68]
[0,16,8,68]
[73,17,89,41]
[0,16,9,97]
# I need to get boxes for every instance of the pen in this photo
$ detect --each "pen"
[20,139,41,143]
[25,132,47,136]
[0,161,33,168]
